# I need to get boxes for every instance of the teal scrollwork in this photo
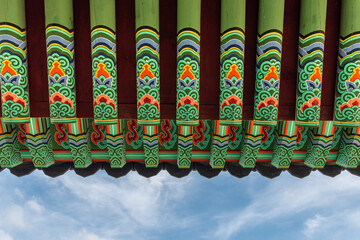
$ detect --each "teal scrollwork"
[254,30,282,126]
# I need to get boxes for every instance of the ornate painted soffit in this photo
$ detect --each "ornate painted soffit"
[0,118,356,172]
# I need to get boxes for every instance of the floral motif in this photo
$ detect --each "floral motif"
[339,98,360,113]
[49,92,73,109]
[257,96,279,111]
[93,94,116,110]
[177,95,199,110]
[1,92,26,108]
[300,96,321,113]
[220,95,242,110]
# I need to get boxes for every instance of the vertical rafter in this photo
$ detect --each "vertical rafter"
[25,118,54,167]
[334,0,360,127]
[271,121,297,168]
[90,0,118,125]
[239,121,263,168]
[68,118,92,168]
[176,0,201,168]
[106,119,126,168]
[336,127,360,168]
[253,0,285,126]
[304,121,335,168]
[45,0,77,124]
[0,119,21,167]
[0,0,30,124]
[296,0,327,127]
[219,0,245,126]
[135,0,160,167]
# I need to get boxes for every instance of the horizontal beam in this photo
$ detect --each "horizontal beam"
[19,149,340,163]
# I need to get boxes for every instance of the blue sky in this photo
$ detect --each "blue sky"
[1,168,360,240]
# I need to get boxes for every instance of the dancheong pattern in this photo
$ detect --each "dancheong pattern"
[334,31,360,127]
[219,28,245,126]
[136,27,160,125]
[46,24,76,123]
[296,31,325,126]
[92,26,118,124]
[254,30,283,126]
[0,118,356,169]
[0,23,30,123]
[176,29,200,126]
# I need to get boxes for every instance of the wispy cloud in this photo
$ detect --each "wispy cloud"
[0,170,197,240]
[211,171,360,240]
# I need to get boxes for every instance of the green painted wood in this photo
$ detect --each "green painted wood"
[0,0,30,124]
[304,121,335,168]
[90,0,118,125]
[219,0,245,126]
[135,0,159,30]
[340,0,360,37]
[253,0,285,126]
[257,0,285,34]
[271,121,297,168]
[334,0,360,127]
[177,0,201,32]
[0,119,22,167]
[0,0,26,28]
[296,0,327,127]
[45,0,77,124]
[336,127,360,168]
[210,121,229,168]
[44,0,73,29]
[221,0,245,32]
[299,0,327,35]
[135,0,160,167]
[90,0,116,29]
[176,0,201,168]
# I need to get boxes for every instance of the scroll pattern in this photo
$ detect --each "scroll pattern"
[91,26,117,124]
[296,31,325,126]
[136,27,160,125]
[219,28,244,125]
[46,24,76,123]
[334,32,360,127]
[254,30,282,125]
[0,23,29,123]
[176,29,200,125]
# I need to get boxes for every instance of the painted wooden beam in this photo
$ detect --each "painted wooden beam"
[296,0,327,127]
[219,0,245,126]
[239,121,263,168]
[67,118,92,168]
[135,0,160,167]
[304,121,335,168]
[0,119,22,167]
[271,121,297,168]
[0,0,30,124]
[177,125,193,168]
[334,0,360,127]
[25,118,54,167]
[336,126,360,168]
[253,0,285,126]
[106,119,126,168]
[210,120,229,168]
[90,0,118,125]
[45,0,77,124]
[176,0,201,168]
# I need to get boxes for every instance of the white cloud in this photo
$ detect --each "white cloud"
[0,170,197,240]
[0,229,13,240]
[0,205,26,230]
[26,200,44,214]
[211,171,360,240]
[76,229,115,240]
[303,214,328,238]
